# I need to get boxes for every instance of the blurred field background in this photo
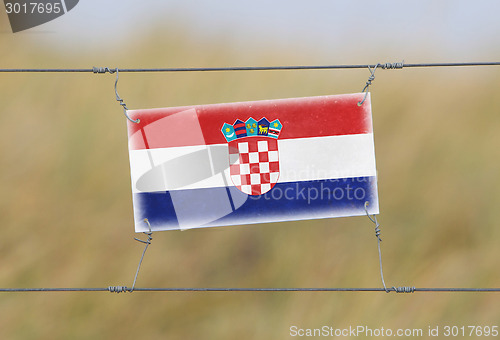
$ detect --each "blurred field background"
[1,2,500,339]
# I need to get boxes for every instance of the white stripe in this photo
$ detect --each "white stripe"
[128,134,377,193]
[279,134,376,182]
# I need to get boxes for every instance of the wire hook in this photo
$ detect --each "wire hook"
[364,201,389,292]
[358,64,378,106]
[113,68,140,124]
[107,219,153,294]
[129,218,153,292]
[364,202,415,294]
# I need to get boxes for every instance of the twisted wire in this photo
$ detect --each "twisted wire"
[357,64,379,106]
[364,203,417,294]
[1,61,499,73]
[1,287,499,293]
[92,67,115,74]
[130,219,154,292]
[379,61,404,69]
[364,202,390,292]
[112,68,139,123]
[392,286,415,293]
[108,286,129,293]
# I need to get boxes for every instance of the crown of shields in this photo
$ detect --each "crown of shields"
[222,117,283,195]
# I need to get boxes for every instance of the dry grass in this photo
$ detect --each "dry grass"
[1,20,500,339]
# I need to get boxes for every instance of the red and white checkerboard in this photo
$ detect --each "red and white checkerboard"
[228,137,280,195]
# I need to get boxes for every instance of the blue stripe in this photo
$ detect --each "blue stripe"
[133,176,378,230]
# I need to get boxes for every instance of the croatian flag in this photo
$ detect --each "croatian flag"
[127,93,378,232]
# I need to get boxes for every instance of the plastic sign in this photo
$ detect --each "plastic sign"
[126,93,379,232]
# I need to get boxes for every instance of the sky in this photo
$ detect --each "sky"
[2,0,500,62]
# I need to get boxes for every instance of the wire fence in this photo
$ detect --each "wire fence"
[1,287,499,293]
[0,61,499,73]
[1,60,499,294]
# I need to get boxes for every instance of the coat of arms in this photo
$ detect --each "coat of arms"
[221,117,282,195]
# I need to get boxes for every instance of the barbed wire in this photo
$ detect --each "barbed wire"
[0,287,499,293]
[0,61,499,73]
[1,60,499,294]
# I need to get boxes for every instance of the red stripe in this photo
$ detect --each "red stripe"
[128,93,372,150]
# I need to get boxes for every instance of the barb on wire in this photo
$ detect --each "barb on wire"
[108,286,128,293]
[92,67,114,74]
[379,61,405,70]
